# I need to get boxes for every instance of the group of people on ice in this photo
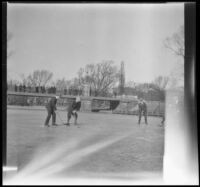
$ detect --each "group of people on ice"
[44,95,81,127]
[44,95,165,127]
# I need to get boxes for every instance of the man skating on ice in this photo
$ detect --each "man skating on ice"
[44,95,59,127]
[138,97,148,125]
[65,96,81,126]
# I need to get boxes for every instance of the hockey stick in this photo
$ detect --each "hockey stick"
[56,110,65,125]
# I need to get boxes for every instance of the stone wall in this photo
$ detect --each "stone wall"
[80,100,92,112]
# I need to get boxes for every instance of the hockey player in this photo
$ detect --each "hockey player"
[44,95,59,127]
[65,96,81,126]
[138,97,148,125]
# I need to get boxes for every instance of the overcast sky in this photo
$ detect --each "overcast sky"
[7,3,184,84]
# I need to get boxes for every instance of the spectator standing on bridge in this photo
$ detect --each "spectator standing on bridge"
[19,84,22,92]
[14,84,17,92]
[138,97,148,125]
[23,84,26,92]
[65,96,81,126]
[44,95,59,127]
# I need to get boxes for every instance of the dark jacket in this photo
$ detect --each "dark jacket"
[138,101,147,112]
[67,100,81,112]
[74,101,81,111]
[46,97,57,111]
[67,101,76,113]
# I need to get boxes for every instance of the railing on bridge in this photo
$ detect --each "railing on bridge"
[6,91,127,110]
[7,91,165,116]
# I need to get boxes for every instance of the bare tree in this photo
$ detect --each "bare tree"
[125,81,137,88]
[55,78,67,90]
[77,67,85,86]
[26,70,53,87]
[20,74,31,86]
[164,25,184,88]
[77,61,119,96]
[55,78,81,91]
[164,25,184,58]
[134,83,149,93]
[153,76,169,91]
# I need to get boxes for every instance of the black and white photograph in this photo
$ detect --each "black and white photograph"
[2,2,197,185]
